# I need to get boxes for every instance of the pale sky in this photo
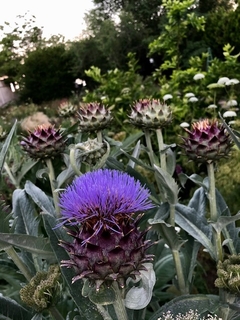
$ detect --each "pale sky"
[0,0,95,40]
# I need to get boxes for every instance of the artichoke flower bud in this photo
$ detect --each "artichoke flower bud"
[76,138,109,166]
[58,100,77,117]
[215,255,240,293]
[129,99,173,130]
[78,102,112,132]
[20,265,61,312]
[58,169,154,290]
[20,124,66,160]
[181,119,233,163]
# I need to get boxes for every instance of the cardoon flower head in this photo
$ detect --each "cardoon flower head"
[20,124,66,160]
[129,99,173,129]
[78,102,112,132]
[215,254,240,294]
[58,100,77,117]
[59,169,154,289]
[181,119,233,163]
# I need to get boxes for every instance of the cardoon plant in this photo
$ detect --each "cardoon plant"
[58,169,154,319]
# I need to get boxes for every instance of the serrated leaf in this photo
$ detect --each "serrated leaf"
[12,189,38,236]
[215,189,240,254]
[149,214,186,251]
[0,295,32,320]
[24,181,55,216]
[0,234,53,259]
[109,131,144,157]
[120,148,154,172]
[175,204,215,259]
[212,214,240,234]
[188,187,207,219]
[0,120,17,174]
[154,165,178,204]
[127,140,141,168]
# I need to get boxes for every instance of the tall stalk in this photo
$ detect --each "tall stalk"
[45,159,60,218]
[156,128,167,172]
[207,162,223,262]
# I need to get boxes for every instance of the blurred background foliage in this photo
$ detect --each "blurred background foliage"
[0,0,240,213]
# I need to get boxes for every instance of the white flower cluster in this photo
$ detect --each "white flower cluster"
[157,310,221,320]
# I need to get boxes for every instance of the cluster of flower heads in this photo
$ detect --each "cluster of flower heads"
[215,254,240,293]
[157,310,220,320]
[20,265,61,312]
[58,169,154,289]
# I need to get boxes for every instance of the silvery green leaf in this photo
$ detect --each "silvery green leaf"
[0,120,17,174]
[0,295,32,320]
[154,165,178,204]
[25,181,55,216]
[0,234,53,259]
[175,204,215,260]
[12,189,38,236]
[125,263,156,310]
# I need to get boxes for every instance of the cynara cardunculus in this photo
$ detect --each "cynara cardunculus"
[20,124,66,160]
[58,169,154,290]
[129,99,173,129]
[78,102,112,132]
[181,119,233,163]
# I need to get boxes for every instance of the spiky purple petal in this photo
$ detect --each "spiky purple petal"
[59,169,153,232]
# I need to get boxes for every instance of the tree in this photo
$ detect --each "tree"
[20,45,75,104]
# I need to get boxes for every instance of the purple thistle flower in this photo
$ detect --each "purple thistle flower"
[58,169,155,289]
[59,169,153,232]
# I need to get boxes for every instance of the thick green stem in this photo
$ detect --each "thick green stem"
[207,162,217,221]
[112,281,128,320]
[45,159,60,218]
[207,162,223,262]
[144,129,155,166]
[156,128,167,172]
[169,203,175,227]
[159,225,188,295]
[48,306,65,320]
[5,246,32,281]
[96,305,113,320]
[172,249,188,295]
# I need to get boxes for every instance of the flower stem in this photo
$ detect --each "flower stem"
[112,281,128,320]
[96,305,113,320]
[156,128,167,172]
[48,306,65,320]
[172,249,188,295]
[169,203,175,227]
[5,246,32,281]
[45,159,60,218]
[207,162,223,262]
[144,129,155,166]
